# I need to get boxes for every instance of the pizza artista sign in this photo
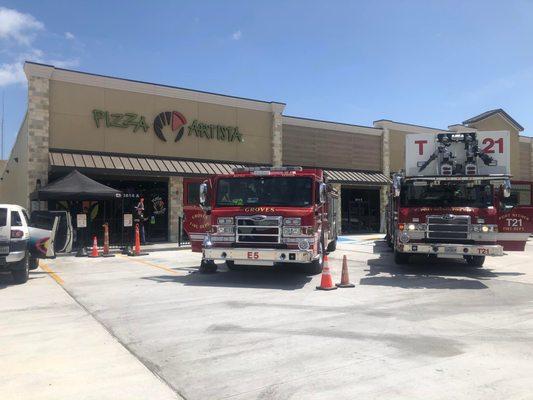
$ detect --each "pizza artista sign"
[92,109,243,143]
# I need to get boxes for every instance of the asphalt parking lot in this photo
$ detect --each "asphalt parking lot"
[2,237,533,400]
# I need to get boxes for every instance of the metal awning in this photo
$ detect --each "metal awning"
[49,151,246,176]
[324,169,390,185]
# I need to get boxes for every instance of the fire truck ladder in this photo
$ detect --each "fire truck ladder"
[417,132,496,174]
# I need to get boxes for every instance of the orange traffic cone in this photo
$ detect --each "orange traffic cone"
[316,254,337,291]
[134,223,141,255]
[88,235,99,258]
[336,255,355,288]
[129,223,148,256]
[101,223,115,257]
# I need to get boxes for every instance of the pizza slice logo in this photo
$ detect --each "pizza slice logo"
[153,111,187,142]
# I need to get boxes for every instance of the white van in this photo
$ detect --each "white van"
[0,204,57,284]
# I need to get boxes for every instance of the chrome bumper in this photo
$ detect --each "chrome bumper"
[203,247,316,264]
[398,243,504,257]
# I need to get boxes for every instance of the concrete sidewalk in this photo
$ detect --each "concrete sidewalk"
[0,267,182,400]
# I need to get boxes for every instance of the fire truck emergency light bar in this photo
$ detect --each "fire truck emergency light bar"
[232,166,303,175]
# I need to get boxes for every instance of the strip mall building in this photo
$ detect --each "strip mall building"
[1,62,532,241]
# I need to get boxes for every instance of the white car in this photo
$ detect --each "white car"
[0,204,56,284]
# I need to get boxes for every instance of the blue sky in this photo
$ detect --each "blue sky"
[1,0,532,157]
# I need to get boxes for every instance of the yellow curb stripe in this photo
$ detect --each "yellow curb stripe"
[40,262,64,285]
[116,254,179,275]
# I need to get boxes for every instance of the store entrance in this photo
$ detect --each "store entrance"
[48,175,169,246]
[341,187,380,233]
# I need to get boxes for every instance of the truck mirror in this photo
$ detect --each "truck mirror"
[392,174,402,197]
[199,183,208,206]
[319,183,327,204]
[503,179,511,198]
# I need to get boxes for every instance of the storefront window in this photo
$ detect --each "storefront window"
[341,188,380,233]
[49,177,169,244]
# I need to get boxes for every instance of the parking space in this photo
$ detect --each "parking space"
[1,240,533,399]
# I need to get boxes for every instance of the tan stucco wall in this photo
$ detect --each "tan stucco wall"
[466,114,520,176]
[48,81,273,164]
[519,141,531,181]
[282,124,382,171]
[388,129,409,173]
[0,114,29,207]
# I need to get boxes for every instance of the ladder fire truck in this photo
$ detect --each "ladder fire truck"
[386,130,533,266]
[183,166,338,274]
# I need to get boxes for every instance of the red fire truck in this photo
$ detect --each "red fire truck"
[183,166,338,273]
[387,130,533,266]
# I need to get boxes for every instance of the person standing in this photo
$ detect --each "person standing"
[134,197,147,244]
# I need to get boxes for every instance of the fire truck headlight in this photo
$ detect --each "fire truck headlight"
[283,218,301,226]
[217,226,234,234]
[283,227,302,236]
[217,217,234,225]
[471,224,497,233]
[406,223,425,231]
[399,232,410,244]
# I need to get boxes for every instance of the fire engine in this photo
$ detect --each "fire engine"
[183,166,338,274]
[386,130,533,266]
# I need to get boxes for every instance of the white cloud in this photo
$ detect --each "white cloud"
[0,48,43,86]
[0,7,44,45]
[232,30,242,40]
[0,62,25,86]
[0,8,81,87]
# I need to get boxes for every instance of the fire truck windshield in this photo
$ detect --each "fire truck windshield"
[216,177,313,207]
[400,181,494,208]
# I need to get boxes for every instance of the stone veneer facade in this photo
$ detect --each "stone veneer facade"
[271,104,285,167]
[27,75,51,209]
[379,127,390,233]
[168,176,184,242]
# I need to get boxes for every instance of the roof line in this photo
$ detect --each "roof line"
[283,114,379,130]
[462,108,524,131]
[373,119,448,131]
[25,61,286,106]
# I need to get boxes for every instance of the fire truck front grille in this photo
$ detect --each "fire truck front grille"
[427,215,470,240]
[236,216,282,244]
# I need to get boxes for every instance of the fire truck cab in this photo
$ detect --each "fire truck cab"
[183,166,338,274]
[387,131,533,266]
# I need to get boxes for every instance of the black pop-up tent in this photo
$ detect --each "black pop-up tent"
[31,170,122,200]
[31,170,124,254]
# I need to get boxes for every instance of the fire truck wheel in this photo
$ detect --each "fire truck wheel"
[464,255,485,267]
[199,260,217,274]
[394,250,410,265]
